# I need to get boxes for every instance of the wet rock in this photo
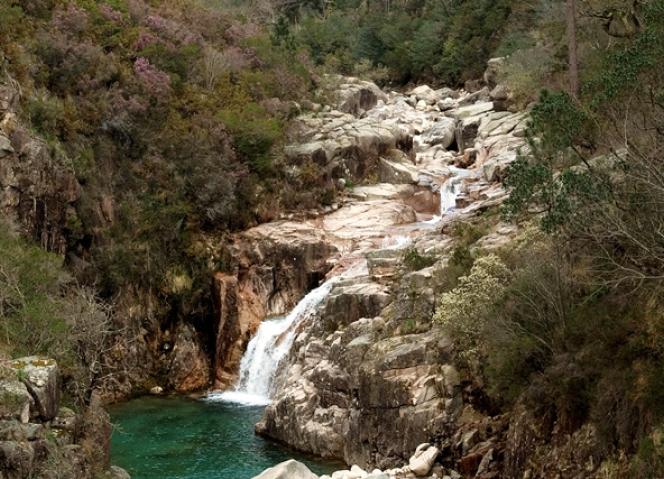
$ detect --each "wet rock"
[379,158,419,184]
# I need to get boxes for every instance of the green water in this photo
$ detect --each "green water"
[109,396,342,479]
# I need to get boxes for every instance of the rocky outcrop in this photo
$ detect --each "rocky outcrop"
[167,324,211,393]
[0,357,129,479]
[0,83,80,254]
[212,222,338,388]
[244,74,532,475]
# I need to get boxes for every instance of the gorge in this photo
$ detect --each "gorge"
[112,73,527,478]
[2,1,664,478]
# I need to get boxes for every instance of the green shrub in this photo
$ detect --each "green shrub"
[402,246,437,272]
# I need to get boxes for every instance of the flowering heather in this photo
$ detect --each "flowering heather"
[133,57,171,97]
[144,14,202,46]
[99,4,124,24]
[52,4,89,35]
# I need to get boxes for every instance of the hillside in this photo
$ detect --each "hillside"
[0,0,663,478]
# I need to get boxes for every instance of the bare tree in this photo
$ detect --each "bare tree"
[567,0,580,98]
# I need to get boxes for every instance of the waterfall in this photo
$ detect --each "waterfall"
[207,277,340,406]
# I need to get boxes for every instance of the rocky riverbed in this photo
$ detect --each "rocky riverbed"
[211,68,531,478]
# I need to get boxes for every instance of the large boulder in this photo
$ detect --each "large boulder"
[333,77,388,116]
[0,376,31,424]
[252,459,318,479]
[417,118,457,150]
[10,357,59,421]
[408,443,440,477]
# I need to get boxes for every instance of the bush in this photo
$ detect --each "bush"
[434,254,510,360]
[402,246,437,272]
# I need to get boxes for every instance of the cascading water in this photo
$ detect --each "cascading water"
[425,166,475,224]
[207,277,340,406]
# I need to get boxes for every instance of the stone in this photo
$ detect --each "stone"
[252,459,318,479]
[483,57,505,88]
[446,102,494,120]
[0,440,34,478]
[149,386,164,395]
[379,158,419,184]
[167,323,210,393]
[105,465,132,479]
[10,357,59,421]
[408,444,440,477]
[409,85,439,104]
[0,134,14,158]
[333,77,388,116]
[418,118,457,150]
[0,377,32,423]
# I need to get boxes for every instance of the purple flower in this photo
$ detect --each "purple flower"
[133,57,171,97]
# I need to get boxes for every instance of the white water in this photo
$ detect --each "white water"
[207,277,340,406]
[425,166,475,224]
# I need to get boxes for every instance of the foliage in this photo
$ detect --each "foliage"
[434,254,510,359]
[0,222,115,406]
[0,0,321,335]
[282,0,516,85]
[402,246,437,272]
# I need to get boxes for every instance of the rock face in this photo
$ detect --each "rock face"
[0,83,81,255]
[212,222,338,388]
[167,324,211,393]
[243,73,530,476]
[0,358,130,479]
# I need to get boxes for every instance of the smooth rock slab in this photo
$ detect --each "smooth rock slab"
[252,459,318,479]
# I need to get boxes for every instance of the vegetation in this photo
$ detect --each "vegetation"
[271,0,514,85]
[434,1,664,474]
[0,0,337,349]
[0,221,116,406]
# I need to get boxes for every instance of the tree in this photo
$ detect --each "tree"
[566,0,580,98]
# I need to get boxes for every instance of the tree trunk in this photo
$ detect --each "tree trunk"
[566,0,580,98]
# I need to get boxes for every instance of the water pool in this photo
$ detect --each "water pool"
[109,396,343,479]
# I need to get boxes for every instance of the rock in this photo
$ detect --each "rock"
[418,118,457,150]
[0,440,34,478]
[0,376,32,423]
[379,158,419,184]
[437,98,457,112]
[489,84,509,102]
[149,386,164,395]
[107,465,132,479]
[252,459,318,479]
[0,421,44,442]
[464,79,484,93]
[0,134,14,158]
[482,151,517,183]
[483,57,505,88]
[446,102,494,121]
[333,77,388,116]
[409,85,439,104]
[10,357,59,421]
[167,323,210,393]
[408,444,440,477]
